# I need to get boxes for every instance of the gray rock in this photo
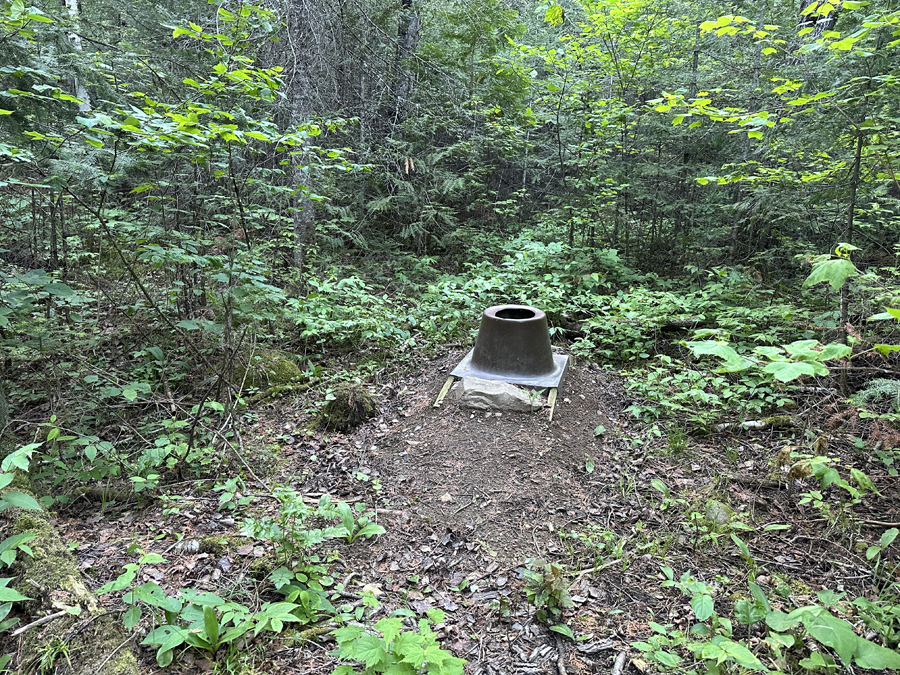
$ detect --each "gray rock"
[449,377,545,412]
[705,499,733,525]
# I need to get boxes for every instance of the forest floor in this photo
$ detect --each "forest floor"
[46,350,900,674]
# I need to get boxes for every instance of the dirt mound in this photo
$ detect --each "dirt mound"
[371,351,626,563]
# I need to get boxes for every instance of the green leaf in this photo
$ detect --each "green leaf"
[593,425,606,436]
[804,611,858,664]
[544,5,564,25]
[550,623,575,640]
[766,609,802,632]
[880,528,898,549]
[375,617,404,645]
[761,360,817,382]
[0,579,29,603]
[718,639,766,670]
[730,533,751,560]
[684,341,753,371]
[803,258,858,292]
[818,342,852,360]
[354,632,388,669]
[270,566,294,590]
[853,635,900,669]
[748,582,770,613]
[124,605,141,629]
[691,593,714,621]
[1,491,42,511]
[203,605,220,651]
[44,282,74,297]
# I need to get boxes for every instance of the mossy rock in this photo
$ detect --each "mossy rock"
[316,382,378,432]
[4,510,139,675]
[235,350,303,389]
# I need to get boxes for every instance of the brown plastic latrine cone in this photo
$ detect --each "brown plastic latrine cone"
[451,305,568,389]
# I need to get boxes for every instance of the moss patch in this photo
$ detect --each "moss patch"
[235,350,303,389]
[3,509,139,674]
[315,382,378,432]
[199,534,252,555]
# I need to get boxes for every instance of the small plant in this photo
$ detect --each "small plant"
[635,569,900,673]
[99,554,309,667]
[243,490,347,566]
[214,476,253,511]
[331,608,465,674]
[561,525,625,569]
[793,452,876,527]
[0,443,46,669]
[866,527,898,562]
[522,558,574,638]
[666,423,688,456]
[334,500,386,544]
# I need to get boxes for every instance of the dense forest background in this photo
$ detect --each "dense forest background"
[4,0,900,423]
[1,0,900,672]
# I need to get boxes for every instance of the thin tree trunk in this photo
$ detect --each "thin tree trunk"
[839,132,864,394]
[731,2,766,259]
[64,0,91,111]
[393,0,421,123]
[58,193,68,278]
[292,153,314,273]
[49,191,59,269]
[689,22,701,99]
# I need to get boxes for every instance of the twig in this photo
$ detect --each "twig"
[611,651,627,675]
[570,557,625,581]
[10,609,69,637]
[224,420,268,492]
[864,519,900,527]
[554,633,568,675]
[91,633,134,674]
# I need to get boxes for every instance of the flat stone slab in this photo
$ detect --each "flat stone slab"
[449,377,545,412]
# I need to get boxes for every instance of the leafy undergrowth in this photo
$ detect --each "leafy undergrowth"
[2,356,899,675]
[2,236,900,673]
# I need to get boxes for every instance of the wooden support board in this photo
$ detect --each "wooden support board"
[433,376,455,408]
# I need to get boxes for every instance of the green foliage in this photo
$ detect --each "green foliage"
[330,609,465,675]
[522,557,574,631]
[99,550,335,667]
[637,570,900,673]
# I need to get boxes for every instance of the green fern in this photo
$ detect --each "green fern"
[851,379,900,412]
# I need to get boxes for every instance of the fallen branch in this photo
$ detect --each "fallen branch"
[554,633,568,675]
[10,608,69,637]
[611,651,628,675]
[293,624,335,643]
[715,416,795,433]
[570,557,626,581]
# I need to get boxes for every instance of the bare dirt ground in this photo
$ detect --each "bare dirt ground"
[28,350,900,674]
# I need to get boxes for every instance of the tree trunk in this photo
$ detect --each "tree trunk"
[64,0,91,112]
[0,380,9,438]
[839,132,864,395]
[292,155,314,273]
[393,0,422,123]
